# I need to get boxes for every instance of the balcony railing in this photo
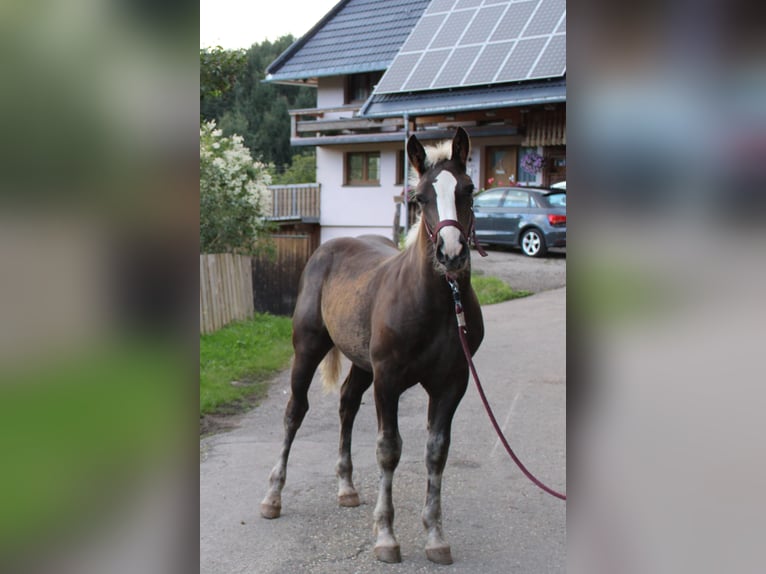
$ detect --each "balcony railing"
[266,183,320,223]
[289,105,405,145]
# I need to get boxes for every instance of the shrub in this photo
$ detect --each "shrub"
[200,120,272,254]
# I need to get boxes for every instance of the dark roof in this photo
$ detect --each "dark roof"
[265,0,431,84]
[360,78,566,118]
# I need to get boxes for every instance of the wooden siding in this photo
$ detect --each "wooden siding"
[522,108,567,146]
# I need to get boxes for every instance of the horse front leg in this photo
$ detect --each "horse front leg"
[372,380,403,563]
[422,378,468,565]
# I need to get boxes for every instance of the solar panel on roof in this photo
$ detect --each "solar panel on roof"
[373,0,565,95]
[403,49,452,90]
[432,45,482,88]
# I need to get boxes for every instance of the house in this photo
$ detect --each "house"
[264,0,566,243]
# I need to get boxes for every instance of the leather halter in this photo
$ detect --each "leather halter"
[422,212,488,257]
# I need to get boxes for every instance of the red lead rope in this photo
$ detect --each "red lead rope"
[447,275,566,501]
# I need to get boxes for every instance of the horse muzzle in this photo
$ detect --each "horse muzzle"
[436,235,469,272]
[425,218,470,272]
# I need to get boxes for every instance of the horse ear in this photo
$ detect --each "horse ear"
[451,127,471,168]
[407,134,427,175]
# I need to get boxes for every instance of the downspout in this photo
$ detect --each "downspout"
[403,113,410,234]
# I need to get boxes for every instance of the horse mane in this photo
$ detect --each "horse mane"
[407,140,452,188]
[404,215,422,248]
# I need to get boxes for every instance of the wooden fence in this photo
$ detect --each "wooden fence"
[252,234,315,316]
[200,253,254,334]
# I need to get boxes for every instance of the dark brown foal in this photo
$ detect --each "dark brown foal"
[260,127,483,565]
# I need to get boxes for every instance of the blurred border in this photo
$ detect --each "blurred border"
[569,1,766,572]
[0,0,200,572]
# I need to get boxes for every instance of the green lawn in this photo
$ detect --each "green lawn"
[200,313,294,416]
[472,275,532,305]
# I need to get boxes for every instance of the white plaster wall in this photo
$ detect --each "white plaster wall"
[316,76,346,118]
[320,226,392,243]
[317,144,404,243]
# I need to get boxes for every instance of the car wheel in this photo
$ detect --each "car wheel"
[520,228,547,257]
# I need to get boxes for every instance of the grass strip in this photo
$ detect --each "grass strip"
[200,313,293,416]
[472,275,532,305]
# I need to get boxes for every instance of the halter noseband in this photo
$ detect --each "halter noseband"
[422,213,488,258]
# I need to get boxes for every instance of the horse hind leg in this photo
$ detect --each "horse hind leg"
[372,378,404,563]
[260,332,332,519]
[336,365,373,507]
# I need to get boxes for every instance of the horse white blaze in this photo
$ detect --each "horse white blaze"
[433,171,462,258]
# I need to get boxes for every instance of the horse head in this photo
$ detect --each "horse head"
[407,127,476,273]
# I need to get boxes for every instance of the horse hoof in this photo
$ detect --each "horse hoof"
[260,501,281,519]
[374,544,402,563]
[338,492,360,507]
[426,545,453,565]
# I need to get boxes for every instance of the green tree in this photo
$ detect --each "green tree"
[199,38,316,172]
[270,152,316,184]
[200,121,272,254]
[200,47,247,120]
[218,108,249,138]
[254,97,292,168]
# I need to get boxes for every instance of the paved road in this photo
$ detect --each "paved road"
[200,287,566,574]
[471,247,566,294]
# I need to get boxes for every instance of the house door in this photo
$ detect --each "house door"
[485,146,517,188]
[544,147,566,187]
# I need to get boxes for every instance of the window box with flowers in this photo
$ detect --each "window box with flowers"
[521,151,545,177]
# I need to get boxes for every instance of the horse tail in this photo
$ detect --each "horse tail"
[319,346,342,393]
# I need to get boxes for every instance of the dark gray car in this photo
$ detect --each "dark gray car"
[473,187,566,257]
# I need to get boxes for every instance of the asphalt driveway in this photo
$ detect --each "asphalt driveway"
[471,246,566,294]
[200,287,566,574]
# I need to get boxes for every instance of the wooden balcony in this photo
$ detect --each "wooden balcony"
[288,105,525,146]
[266,183,320,223]
[289,105,405,146]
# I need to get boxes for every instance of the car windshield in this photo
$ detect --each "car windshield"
[544,192,566,208]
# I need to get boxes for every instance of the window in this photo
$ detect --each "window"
[545,192,566,207]
[474,188,506,208]
[504,190,532,207]
[345,72,383,104]
[346,152,380,185]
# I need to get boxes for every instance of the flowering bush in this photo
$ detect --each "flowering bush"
[200,120,272,254]
[521,152,545,175]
